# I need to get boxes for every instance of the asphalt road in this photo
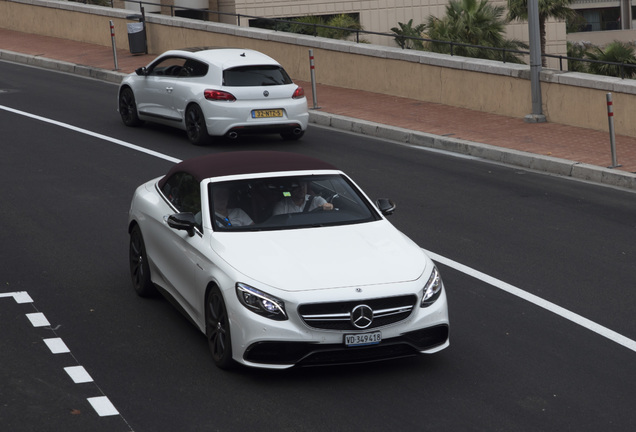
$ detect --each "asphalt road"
[1,60,635,432]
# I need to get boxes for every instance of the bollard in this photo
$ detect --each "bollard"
[606,93,621,168]
[308,49,320,110]
[110,20,119,71]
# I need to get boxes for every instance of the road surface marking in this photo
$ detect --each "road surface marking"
[2,291,124,422]
[0,291,33,303]
[424,248,636,354]
[64,366,94,384]
[0,105,181,164]
[26,312,50,327]
[43,337,70,354]
[88,396,120,416]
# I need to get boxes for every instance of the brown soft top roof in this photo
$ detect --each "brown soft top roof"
[158,151,337,187]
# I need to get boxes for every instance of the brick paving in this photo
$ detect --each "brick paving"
[1,28,635,173]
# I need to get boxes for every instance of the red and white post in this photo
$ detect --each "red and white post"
[308,49,320,110]
[109,20,119,71]
[606,93,620,168]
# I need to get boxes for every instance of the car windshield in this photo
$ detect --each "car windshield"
[208,174,380,232]
[223,65,293,86]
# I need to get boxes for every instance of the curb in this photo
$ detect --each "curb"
[2,49,635,191]
[308,111,636,191]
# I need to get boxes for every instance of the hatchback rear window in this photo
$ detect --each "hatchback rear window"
[223,65,293,86]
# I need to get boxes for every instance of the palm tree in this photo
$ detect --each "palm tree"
[425,0,528,63]
[508,0,575,67]
[586,41,636,78]
[391,19,427,50]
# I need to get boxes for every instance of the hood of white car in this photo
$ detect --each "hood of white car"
[211,221,427,291]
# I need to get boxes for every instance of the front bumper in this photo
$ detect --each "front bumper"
[228,284,450,369]
[243,324,449,367]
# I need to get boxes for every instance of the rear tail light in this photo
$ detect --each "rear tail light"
[204,89,236,101]
[292,86,305,99]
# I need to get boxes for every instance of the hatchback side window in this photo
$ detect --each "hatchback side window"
[181,59,208,78]
[148,57,188,77]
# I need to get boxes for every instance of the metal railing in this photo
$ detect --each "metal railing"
[113,0,636,78]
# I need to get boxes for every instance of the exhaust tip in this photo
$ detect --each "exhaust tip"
[227,131,238,139]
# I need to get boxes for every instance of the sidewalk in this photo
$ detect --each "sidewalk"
[1,28,635,189]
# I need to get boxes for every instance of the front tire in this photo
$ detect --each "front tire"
[119,87,143,127]
[206,287,234,369]
[185,104,211,146]
[129,225,156,297]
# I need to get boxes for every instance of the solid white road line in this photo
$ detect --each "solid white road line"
[424,248,636,354]
[0,105,182,164]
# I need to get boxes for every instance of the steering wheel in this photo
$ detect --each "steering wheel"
[164,65,181,76]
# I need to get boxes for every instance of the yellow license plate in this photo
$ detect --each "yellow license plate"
[252,109,283,118]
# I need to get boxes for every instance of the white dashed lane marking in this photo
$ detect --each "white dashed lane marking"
[88,396,120,417]
[43,337,71,354]
[65,366,94,384]
[26,312,50,327]
[2,291,123,419]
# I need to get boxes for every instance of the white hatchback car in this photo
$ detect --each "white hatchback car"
[118,48,308,145]
[128,151,449,369]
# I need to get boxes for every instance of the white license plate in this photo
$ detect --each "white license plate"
[345,332,382,347]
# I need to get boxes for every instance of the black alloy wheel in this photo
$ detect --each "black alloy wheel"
[206,287,234,369]
[185,104,211,146]
[119,87,143,127]
[129,225,156,297]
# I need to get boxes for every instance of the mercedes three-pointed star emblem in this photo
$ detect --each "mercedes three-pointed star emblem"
[351,304,373,329]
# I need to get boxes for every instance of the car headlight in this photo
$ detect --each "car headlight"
[421,266,443,307]
[236,283,287,321]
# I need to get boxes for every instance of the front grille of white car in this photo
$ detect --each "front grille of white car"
[297,295,417,331]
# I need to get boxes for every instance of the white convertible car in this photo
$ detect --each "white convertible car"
[128,151,449,369]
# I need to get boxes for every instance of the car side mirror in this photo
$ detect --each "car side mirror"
[167,213,197,237]
[135,66,148,76]
[376,198,396,216]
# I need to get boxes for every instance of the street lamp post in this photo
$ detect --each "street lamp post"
[525,0,546,123]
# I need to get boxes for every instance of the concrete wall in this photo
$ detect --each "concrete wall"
[2,0,636,138]
[568,28,636,46]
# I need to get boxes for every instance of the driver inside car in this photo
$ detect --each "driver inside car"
[272,181,334,215]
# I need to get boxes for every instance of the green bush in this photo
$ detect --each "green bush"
[586,41,636,78]
[567,41,590,72]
